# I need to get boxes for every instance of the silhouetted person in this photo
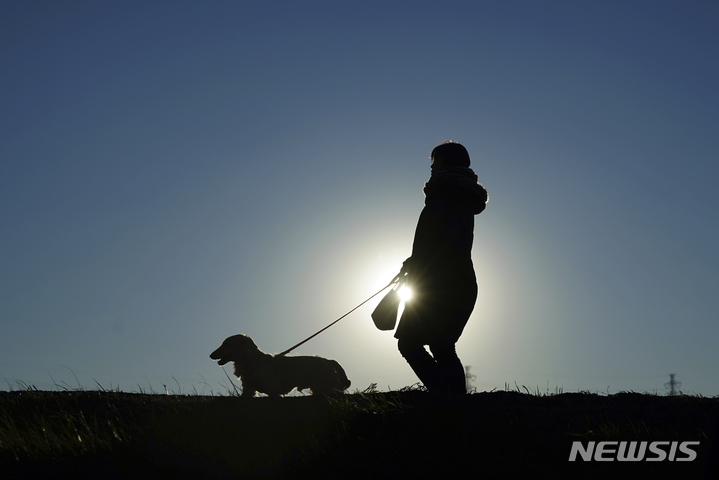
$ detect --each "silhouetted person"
[395,141,488,394]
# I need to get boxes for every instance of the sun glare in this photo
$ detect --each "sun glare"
[398,285,412,302]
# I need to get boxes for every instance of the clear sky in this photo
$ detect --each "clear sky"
[2,1,717,396]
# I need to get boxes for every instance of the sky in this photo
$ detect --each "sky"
[1,1,718,396]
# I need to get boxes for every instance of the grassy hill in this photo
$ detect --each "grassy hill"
[1,386,717,479]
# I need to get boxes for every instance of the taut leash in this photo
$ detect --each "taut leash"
[278,275,401,356]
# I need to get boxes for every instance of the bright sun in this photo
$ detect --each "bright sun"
[398,285,412,302]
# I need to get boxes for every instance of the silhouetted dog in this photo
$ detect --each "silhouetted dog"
[210,334,351,397]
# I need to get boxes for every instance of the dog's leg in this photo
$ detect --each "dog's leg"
[241,382,256,398]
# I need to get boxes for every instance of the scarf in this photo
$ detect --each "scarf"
[423,166,488,215]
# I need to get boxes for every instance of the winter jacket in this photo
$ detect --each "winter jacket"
[394,166,487,343]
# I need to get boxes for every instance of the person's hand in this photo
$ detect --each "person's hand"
[396,257,412,286]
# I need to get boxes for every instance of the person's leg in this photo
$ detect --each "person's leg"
[395,286,475,393]
[397,336,439,390]
[428,338,466,394]
[425,285,477,394]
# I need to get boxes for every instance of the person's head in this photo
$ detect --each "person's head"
[430,141,470,168]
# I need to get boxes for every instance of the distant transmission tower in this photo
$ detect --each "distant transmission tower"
[465,366,476,392]
[665,373,681,396]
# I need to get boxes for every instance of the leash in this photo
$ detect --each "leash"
[278,275,402,356]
